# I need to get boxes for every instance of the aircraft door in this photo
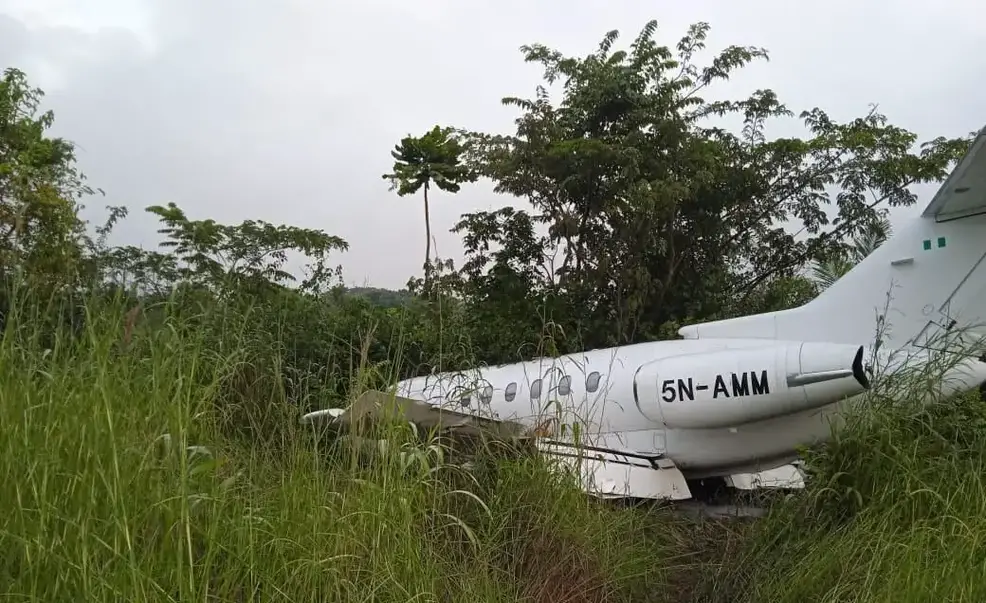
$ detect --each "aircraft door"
[632,360,667,426]
[628,360,670,455]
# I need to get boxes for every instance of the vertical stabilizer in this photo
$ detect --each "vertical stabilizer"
[680,126,986,351]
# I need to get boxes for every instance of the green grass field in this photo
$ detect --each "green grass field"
[2,296,986,602]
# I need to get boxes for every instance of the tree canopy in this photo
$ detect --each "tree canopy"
[383,125,476,289]
[436,21,972,351]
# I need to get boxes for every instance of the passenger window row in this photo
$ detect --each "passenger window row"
[456,371,602,407]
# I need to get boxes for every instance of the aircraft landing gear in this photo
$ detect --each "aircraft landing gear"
[685,477,731,505]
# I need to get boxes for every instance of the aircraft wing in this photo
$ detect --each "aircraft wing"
[302,389,530,440]
[302,390,693,501]
[921,125,986,222]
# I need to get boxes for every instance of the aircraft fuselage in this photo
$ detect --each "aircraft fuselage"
[394,337,986,479]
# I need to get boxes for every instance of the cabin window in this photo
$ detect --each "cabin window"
[558,375,572,396]
[586,371,601,393]
[530,379,542,399]
[504,382,517,402]
[480,384,493,404]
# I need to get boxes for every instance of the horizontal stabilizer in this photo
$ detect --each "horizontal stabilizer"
[922,125,986,221]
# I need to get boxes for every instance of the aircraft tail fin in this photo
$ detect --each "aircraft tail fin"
[680,125,986,351]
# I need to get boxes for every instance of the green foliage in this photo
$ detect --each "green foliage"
[142,202,348,295]
[447,21,972,347]
[383,125,475,198]
[810,215,892,290]
[0,67,125,288]
[703,388,986,603]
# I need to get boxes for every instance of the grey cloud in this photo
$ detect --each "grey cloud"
[1,0,985,288]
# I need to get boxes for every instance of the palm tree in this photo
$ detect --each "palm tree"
[810,215,892,291]
[382,126,475,290]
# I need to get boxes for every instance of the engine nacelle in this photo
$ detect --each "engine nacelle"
[632,341,870,430]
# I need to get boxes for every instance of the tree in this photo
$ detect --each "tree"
[108,202,349,297]
[810,214,892,290]
[446,20,973,348]
[382,125,475,291]
[0,67,106,286]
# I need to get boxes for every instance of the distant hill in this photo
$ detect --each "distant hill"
[345,286,411,308]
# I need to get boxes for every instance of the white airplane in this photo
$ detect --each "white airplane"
[305,125,986,502]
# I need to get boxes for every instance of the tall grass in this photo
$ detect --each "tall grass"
[0,292,697,602]
[4,289,986,602]
[704,334,986,603]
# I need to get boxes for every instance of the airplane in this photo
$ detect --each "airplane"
[303,125,986,503]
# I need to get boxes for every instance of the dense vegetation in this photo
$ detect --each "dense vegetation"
[2,18,985,602]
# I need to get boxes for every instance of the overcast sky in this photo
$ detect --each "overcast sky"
[1,0,984,289]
